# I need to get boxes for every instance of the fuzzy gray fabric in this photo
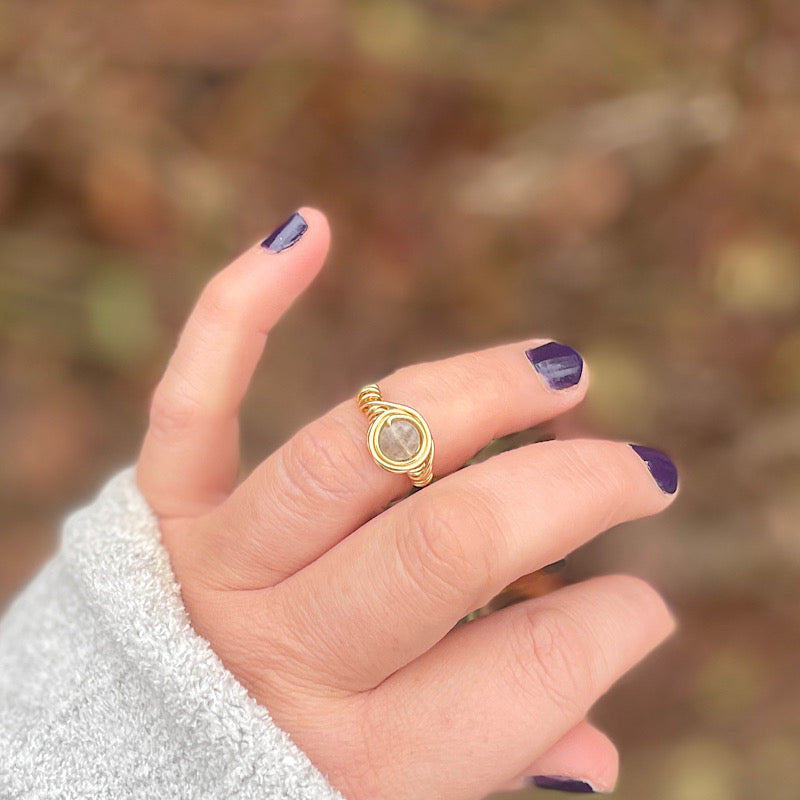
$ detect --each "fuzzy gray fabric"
[0,468,346,800]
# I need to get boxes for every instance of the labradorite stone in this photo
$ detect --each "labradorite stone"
[378,418,421,462]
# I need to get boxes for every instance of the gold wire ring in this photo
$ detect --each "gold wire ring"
[356,384,434,487]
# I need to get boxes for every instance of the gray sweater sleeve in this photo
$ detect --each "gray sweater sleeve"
[0,468,347,800]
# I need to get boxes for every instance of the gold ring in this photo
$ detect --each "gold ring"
[356,384,434,487]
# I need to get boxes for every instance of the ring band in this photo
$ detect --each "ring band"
[356,384,434,487]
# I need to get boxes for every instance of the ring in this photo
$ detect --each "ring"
[356,384,434,487]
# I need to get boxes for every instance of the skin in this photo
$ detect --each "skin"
[136,207,677,799]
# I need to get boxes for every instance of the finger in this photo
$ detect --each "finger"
[276,438,678,692]
[510,721,618,794]
[196,339,588,586]
[362,576,673,800]
[137,208,330,518]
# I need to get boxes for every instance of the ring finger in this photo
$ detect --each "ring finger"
[358,576,673,800]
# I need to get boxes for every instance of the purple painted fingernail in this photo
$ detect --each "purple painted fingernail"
[260,211,308,253]
[630,444,679,495]
[528,775,597,793]
[525,342,584,391]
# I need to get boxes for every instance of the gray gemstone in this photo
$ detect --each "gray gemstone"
[378,418,421,462]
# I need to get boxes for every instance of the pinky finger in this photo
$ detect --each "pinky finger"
[500,720,618,794]
[363,576,674,800]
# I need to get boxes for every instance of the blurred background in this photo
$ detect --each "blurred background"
[1,0,799,797]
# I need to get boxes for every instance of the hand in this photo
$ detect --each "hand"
[136,208,677,799]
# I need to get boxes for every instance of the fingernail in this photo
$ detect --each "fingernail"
[260,211,308,253]
[525,342,584,391]
[528,775,597,793]
[630,444,679,495]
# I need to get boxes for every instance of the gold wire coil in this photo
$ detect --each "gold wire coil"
[356,384,434,487]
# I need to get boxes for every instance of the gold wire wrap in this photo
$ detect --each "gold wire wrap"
[356,383,434,487]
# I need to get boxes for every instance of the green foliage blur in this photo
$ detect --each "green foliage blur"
[1,1,800,797]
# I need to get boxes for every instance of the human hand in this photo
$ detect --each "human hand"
[136,208,678,799]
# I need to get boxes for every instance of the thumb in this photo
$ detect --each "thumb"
[137,207,330,518]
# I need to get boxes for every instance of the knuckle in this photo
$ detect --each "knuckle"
[275,416,365,510]
[612,573,660,603]
[387,361,425,388]
[196,270,247,326]
[148,373,205,440]
[608,574,674,633]
[556,441,636,529]
[510,604,593,717]
[397,487,504,607]
[390,352,501,415]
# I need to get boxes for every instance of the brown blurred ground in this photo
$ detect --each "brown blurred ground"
[1,1,800,797]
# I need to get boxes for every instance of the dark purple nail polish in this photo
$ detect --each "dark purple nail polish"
[630,444,678,495]
[260,211,308,253]
[529,775,597,793]
[525,342,583,391]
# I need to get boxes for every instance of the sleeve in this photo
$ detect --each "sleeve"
[0,468,347,800]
